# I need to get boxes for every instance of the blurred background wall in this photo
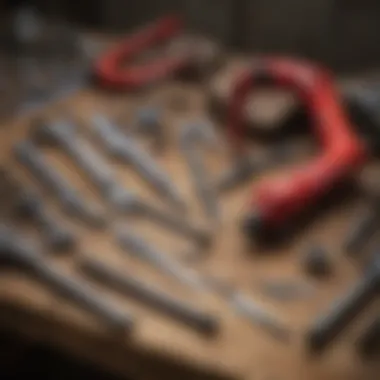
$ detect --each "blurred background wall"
[21,0,380,72]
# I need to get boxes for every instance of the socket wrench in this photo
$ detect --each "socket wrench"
[14,140,105,228]
[0,224,134,331]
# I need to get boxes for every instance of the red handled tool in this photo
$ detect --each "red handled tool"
[226,57,368,236]
[94,14,204,90]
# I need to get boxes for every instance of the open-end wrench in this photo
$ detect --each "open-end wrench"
[79,257,218,335]
[90,113,186,211]
[307,253,380,353]
[3,169,76,252]
[179,122,220,222]
[14,141,105,228]
[0,225,133,331]
[33,120,209,246]
[114,226,206,291]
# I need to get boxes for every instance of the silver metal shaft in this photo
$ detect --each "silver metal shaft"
[90,114,186,211]
[14,140,105,227]
[34,121,209,245]
[114,226,206,291]
[179,123,219,222]
[0,225,133,331]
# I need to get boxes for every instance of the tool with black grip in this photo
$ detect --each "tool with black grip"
[90,113,186,210]
[0,225,133,331]
[307,253,380,353]
[3,169,76,252]
[225,58,367,240]
[14,140,105,227]
[33,119,209,246]
[79,257,218,335]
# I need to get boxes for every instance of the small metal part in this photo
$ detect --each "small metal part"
[14,140,105,228]
[307,254,380,353]
[79,257,218,336]
[302,245,332,278]
[357,317,380,357]
[344,207,380,255]
[179,122,220,222]
[114,226,206,291]
[259,279,315,301]
[0,225,133,331]
[135,107,166,152]
[90,113,186,211]
[228,291,291,342]
[3,170,76,252]
[33,119,208,245]
[216,155,259,192]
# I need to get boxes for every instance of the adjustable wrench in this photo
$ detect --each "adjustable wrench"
[90,114,186,210]
[14,141,105,228]
[3,169,76,252]
[179,122,219,222]
[79,257,218,335]
[114,226,206,291]
[0,225,133,331]
[33,120,209,246]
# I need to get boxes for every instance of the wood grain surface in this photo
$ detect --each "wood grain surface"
[0,64,379,380]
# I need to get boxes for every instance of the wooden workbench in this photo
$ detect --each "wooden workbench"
[0,62,379,380]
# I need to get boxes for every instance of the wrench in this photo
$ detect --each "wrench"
[90,114,186,211]
[34,120,209,246]
[114,226,206,291]
[308,253,380,352]
[79,257,218,335]
[0,225,133,331]
[3,169,76,252]
[179,122,219,222]
[14,141,105,228]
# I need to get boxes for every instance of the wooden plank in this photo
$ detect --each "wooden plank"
[0,63,379,380]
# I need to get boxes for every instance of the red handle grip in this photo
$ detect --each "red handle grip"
[227,57,368,229]
[94,15,191,90]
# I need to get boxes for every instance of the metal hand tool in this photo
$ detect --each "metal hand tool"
[34,119,209,245]
[227,290,290,342]
[215,155,260,192]
[3,170,76,252]
[307,253,380,353]
[227,58,367,239]
[14,140,105,227]
[93,14,219,90]
[179,122,219,222]
[90,113,186,210]
[114,226,206,291]
[357,317,380,357]
[135,107,166,153]
[344,207,380,254]
[0,225,133,331]
[79,257,218,335]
